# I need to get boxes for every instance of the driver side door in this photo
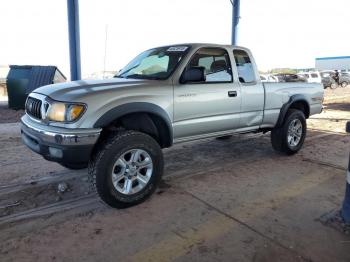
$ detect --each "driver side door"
[173,47,242,142]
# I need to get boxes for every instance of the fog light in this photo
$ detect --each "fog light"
[49,147,63,158]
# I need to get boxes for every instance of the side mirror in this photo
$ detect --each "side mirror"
[346,121,350,133]
[180,67,205,84]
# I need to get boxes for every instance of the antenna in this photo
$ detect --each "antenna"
[103,25,108,79]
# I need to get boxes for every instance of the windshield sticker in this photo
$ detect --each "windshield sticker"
[167,46,188,52]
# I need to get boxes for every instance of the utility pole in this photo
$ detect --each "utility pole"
[231,0,240,46]
[67,0,82,80]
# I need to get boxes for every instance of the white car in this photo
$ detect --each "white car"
[260,74,279,82]
[297,72,322,83]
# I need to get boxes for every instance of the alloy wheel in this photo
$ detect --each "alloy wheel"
[111,149,153,195]
[287,119,303,147]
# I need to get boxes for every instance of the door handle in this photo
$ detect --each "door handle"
[228,91,237,97]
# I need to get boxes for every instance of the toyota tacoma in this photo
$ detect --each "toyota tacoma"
[21,44,324,208]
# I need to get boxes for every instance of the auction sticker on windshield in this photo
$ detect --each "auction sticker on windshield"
[167,46,188,52]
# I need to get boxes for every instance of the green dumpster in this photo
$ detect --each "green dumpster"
[6,65,66,110]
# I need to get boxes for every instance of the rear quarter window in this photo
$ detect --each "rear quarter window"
[233,50,256,84]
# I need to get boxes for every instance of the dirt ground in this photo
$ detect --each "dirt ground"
[0,101,24,124]
[0,87,350,261]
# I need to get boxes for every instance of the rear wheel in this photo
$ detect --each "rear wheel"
[330,82,338,89]
[88,130,163,208]
[271,109,306,155]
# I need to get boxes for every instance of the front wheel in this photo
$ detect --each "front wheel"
[341,81,348,88]
[88,130,164,208]
[271,109,307,155]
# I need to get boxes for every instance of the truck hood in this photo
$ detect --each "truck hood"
[33,78,155,102]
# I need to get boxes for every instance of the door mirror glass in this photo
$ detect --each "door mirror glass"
[180,67,206,84]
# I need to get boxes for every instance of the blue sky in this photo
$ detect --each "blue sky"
[0,0,349,79]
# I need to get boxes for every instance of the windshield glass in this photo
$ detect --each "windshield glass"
[116,46,190,80]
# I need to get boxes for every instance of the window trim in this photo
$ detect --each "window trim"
[232,49,257,85]
[179,47,234,85]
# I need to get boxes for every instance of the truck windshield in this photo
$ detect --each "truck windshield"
[116,46,190,80]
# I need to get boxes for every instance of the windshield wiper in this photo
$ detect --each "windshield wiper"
[126,74,161,80]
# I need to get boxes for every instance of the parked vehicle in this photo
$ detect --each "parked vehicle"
[321,76,336,89]
[297,72,322,83]
[274,73,307,83]
[340,73,350,87]
[21,44,324,208]
[320,71,335,89]
[260,74,279,82]
[321,71,350,89]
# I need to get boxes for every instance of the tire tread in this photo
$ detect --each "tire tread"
[88,130,163,208]
[271,109,306,155]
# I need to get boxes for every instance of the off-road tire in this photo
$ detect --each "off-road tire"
[88,130,164,208]
[271,109,306,155]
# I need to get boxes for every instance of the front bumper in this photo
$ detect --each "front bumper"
[21,116,101,167]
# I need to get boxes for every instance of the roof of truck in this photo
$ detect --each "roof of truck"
[154,43,250,51]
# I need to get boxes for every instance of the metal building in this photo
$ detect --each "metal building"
[315,56,350,71]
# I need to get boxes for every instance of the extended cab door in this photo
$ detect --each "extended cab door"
[173,47,242,141]
[232,49,265,129]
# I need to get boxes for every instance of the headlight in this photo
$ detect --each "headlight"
[46,102,86,122]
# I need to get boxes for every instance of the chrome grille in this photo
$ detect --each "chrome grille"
[26,97,42,119]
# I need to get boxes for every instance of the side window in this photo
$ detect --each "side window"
[233,50,256,84]
[187,48,232,83]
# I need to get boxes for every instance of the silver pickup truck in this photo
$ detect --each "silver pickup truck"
[21,43,324,208]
